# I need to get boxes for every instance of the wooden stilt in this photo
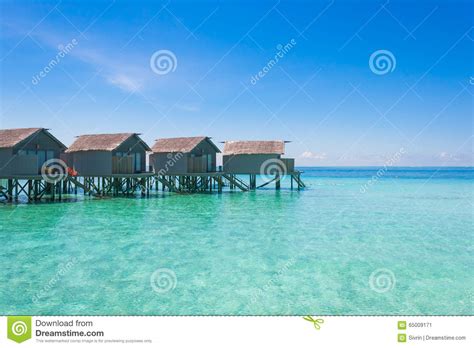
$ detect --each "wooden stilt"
[0,170,301,203]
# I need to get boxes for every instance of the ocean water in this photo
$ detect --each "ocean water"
[0,167,472,315]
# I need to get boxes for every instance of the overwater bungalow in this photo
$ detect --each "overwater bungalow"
[0,131,304,202]
[222,140,295,174]
[0,128,67,177]
[150,136,220,175]
[65,133,151,176]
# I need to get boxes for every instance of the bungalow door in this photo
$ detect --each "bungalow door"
[201,155,207,173]
[37,150,46,173]
[207,154,212,172]
[46,150,54,161]
[134,153,141,173]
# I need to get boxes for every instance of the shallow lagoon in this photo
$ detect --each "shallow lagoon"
[1,168,472,315]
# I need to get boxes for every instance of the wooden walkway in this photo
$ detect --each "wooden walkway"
[0,171,305,202]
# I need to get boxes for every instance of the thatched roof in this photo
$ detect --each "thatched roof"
[151,136,220,153]
[223,140,285,155]
[0,128,66,149]
[66,133,151,153]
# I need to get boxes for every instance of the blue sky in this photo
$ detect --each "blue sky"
[0,0,472,166]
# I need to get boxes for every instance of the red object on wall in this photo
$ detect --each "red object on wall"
[67,167,78,176]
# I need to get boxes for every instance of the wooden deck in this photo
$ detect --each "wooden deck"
[0,171,305,202]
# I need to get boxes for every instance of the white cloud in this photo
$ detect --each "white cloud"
[5,21,150,93]
[69,46,148,93]
[106,74,143,92]
[437,151,473,163]
[439,151,456,160]
[175,104,200,112]
[300,151,327,160]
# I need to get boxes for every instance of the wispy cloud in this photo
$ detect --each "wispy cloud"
[53,40,149,92]
[106,74,143,92]
[438,151,473,164]
[300,151,327,160]
[2,18,150,92]
[175,103,200,112]
[439,151,458,161]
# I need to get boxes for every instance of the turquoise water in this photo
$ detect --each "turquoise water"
[1,167,473,315]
